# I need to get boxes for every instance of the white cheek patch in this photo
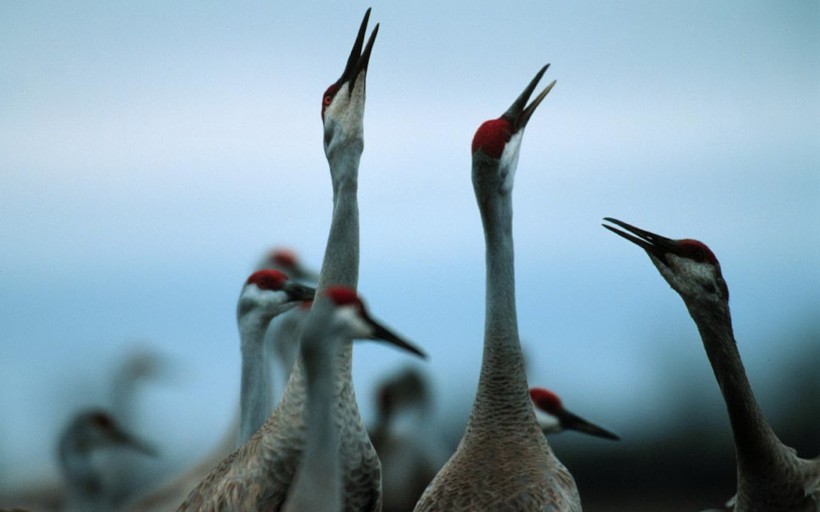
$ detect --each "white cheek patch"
[335,305,372,339]
[243,286,288,309]
[325,82,351,121]
[323,79,366,152]
[534,407,560,432]
[499,131,524,193]
[666,255,719,297]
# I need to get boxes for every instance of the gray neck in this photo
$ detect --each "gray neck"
[276,125,365,509]
[300,129,361,416]
[269,309,306,399]
[59,437,106,512]
[468,159,533,429]
[283,317,345,512]
[238,312,273,446]
[307,135,360,390]
[317,146,361,294]
[687,302,785,482]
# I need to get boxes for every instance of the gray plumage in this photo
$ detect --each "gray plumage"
[604,218,820,512]
[176,9,380,511]
[283,290,424,512]
[59,409,154,512]
[414,67,579,511]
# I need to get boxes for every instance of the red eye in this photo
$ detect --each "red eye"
[323,95,332,106]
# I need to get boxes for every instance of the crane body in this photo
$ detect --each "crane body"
[604,217,819,511]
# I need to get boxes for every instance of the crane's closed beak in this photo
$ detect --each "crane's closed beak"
[602,217,675,266]
[109,426,158,457]
[558,409,620,441]
[335,8,379,92]
[284,282,317,303]
[367,317,427,359]
[504,64,556,133]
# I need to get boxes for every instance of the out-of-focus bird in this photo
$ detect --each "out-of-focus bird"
[282,287,426,512]
[414,66,579,511]
[370,368,449,512]
[257,248,319,284]
[58,409,154,512]
[177,9,383,511]
[604,217,820,511]
[119,270,312,511]
[529,388,619,440]
[256,248,319,402]
[236,269,315,446]
[266,300,312,404]
[106,347,171,503]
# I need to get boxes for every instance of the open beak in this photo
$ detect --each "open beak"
[285,282,317,303]
[503,64,556,133]
[367,315,427,359]
[602,217,676,266]
[558,409,620,441]
[335,8,379,92]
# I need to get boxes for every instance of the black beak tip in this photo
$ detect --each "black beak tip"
[338,9,379,87]
[504,64,554,132]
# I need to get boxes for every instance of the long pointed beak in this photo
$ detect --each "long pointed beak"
[110,428,158,457]
[602,217,676,265]
[285,282,317,303]
[558,409,620,441]
[503,64,556,133]
[367,316,427,359]
[336,8,379,91]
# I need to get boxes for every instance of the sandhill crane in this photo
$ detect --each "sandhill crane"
[370,368,449,512]
[257,248,319,283]
[177,9,380,511]
[414,67,580,511]
[282,287,426,512]
[266,301,312,402]
[237,269,315,446]
[529,388,619,440]
[118,270,312,511]
[603,217,820,511]
[58,409,154,512]
[106,347,170,504]
[256,248,318,394]
[255,249,319,407]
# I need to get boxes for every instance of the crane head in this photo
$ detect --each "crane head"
[602,217,729,305]
[260,247,319,283]
[321,8,379,155]
[375,367,429,419]
[529,387,563,414]
[472,65,555,196]
[321,286,427,359]
[238,269,316,321]
[64,410,156,456]
[530,388,621,441]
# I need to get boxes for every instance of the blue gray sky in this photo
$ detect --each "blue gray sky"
[1,1,818,489]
